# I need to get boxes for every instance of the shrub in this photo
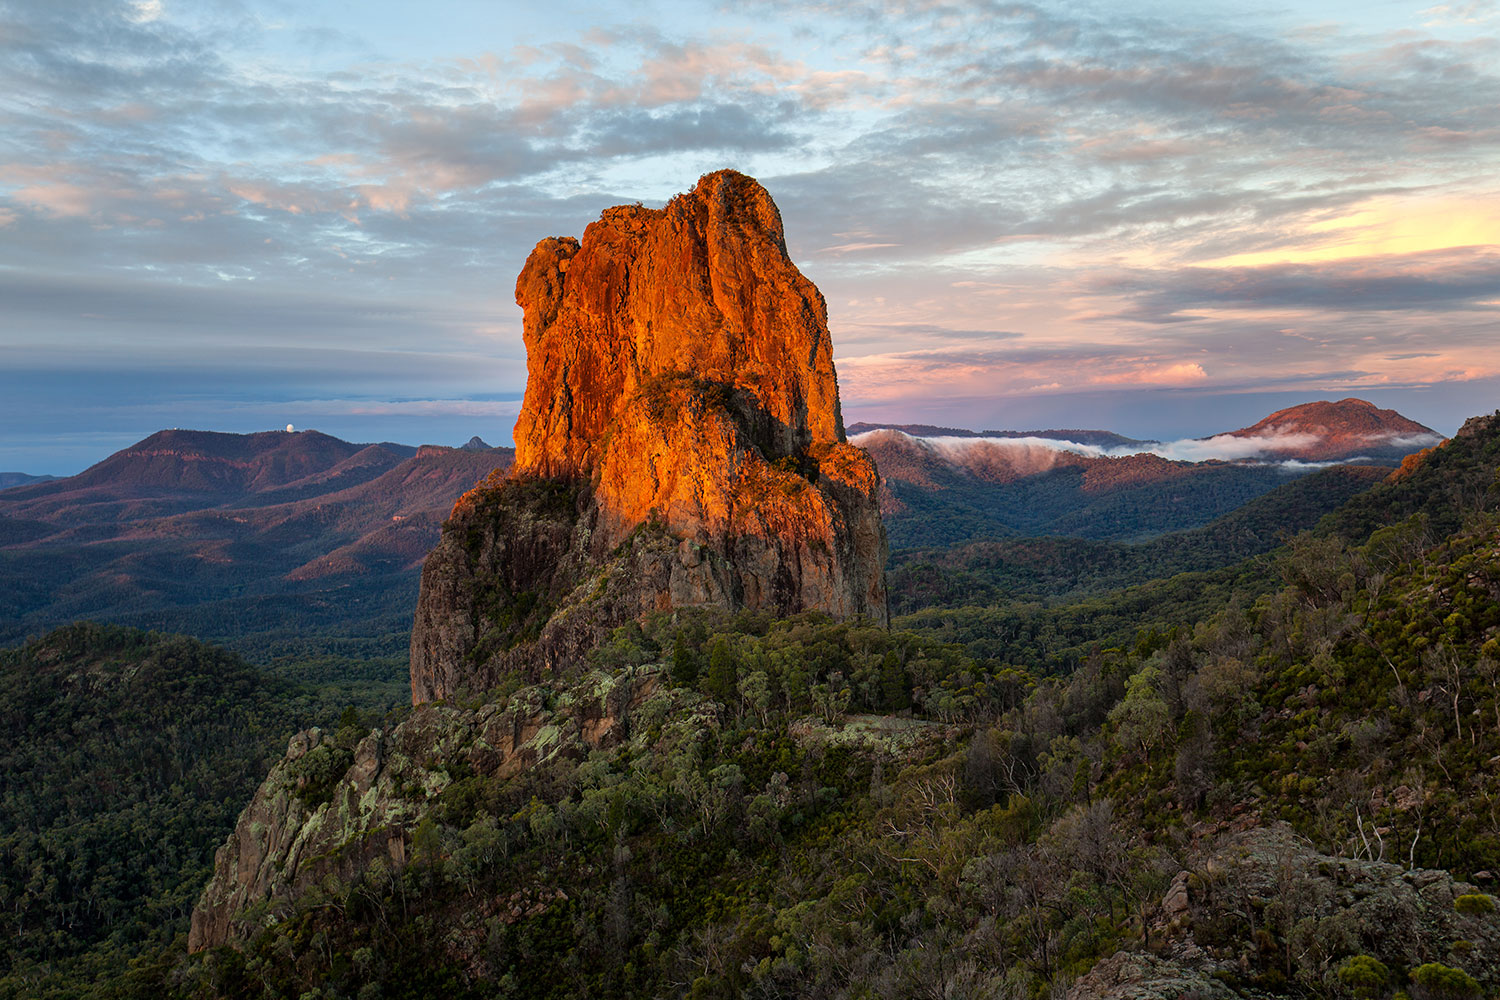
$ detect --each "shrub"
[1410,962,1480,1000]
[1338,955,1390,998]
[1452,893,1495,914]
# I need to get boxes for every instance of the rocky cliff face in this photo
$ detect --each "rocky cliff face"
[189,171,888,952]
[410,170,887,704]
[189,667,670,951]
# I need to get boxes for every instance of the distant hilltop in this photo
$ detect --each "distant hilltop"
[1221,398,1439,462]
[846,423,1147,450]
[0,428,514,647]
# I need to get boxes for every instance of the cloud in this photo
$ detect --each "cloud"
[1090,362,1208,386]
[1092,248,1500,323]
[836,343,1222,403]
[842,323,1027,342]
[304,398,524,419]
[1367,431,1445,450]
[821,241,902,253]
[126,0,163,25]
[1421,1,1498,25]
[1142,430,1323,462]
[1199,194,1500,268]
[851,425,1415,472]
[4,0,1500,465]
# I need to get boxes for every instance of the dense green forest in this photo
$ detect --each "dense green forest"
[886,465,1388,613]
[880,458,1336,549]
[0,625,406,996]
[0,555,421,666]
[5,416,1500,999]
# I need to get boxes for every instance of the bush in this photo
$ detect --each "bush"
[1410,962,1480,1000]
[1452,893,1495,914]
[1339,955,1390,998]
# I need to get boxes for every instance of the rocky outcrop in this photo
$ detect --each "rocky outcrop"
[190,171,889,952]
[410,170,886,704]
[189,666,668,951]
[1067,824,1499,1000]
[1455,410,1499,439]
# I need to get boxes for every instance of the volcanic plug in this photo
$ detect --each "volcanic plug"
[408,170,888,704]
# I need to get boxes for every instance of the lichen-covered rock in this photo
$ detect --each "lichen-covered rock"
[1065,952,1237,1000]
[410,170,887,704]
[189,667,666,951]
[1070,824,1500,999]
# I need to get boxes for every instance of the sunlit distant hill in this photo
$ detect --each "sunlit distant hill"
[0,429,512,659]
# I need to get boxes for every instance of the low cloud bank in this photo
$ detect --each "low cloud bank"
[1374,432,1446,452]
[1146,430,1323,462]
[850,427,1443,470]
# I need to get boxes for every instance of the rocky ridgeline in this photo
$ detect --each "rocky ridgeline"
[189,666,678,950]
[410,169,887,704]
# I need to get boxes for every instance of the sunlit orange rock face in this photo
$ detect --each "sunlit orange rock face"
[410,170,887,704]
[513,170,841,479]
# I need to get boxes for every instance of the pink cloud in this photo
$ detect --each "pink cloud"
[13,181,103,219]
[1090,362,1208,385]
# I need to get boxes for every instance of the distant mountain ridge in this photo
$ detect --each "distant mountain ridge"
[0,473,56,491]
[3,430,426,530]
[0,401,1438,645]
[0,429,513,655]
[846,422,1147,449]
[853,398,1440,548]
[851,397,1439,465]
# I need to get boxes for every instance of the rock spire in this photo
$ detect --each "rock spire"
[409,170,887,703]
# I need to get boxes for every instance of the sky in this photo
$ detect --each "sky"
[3,0,1499,474]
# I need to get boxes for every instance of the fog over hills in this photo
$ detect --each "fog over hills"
[853,398,1441,548]
[851,398,1440,471]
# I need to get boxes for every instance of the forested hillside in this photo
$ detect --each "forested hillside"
[860,398,1438,550]
[0,625,405,997]
[887,464,1388,614]
[877,450,1302,548]
[0,430,513,661]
